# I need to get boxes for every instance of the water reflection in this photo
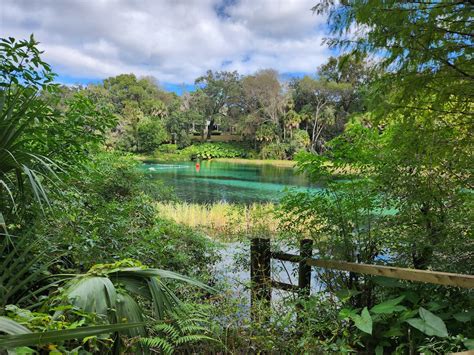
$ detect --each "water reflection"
[141,160,321,204]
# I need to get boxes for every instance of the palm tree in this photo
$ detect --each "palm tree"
[0,36,59,220]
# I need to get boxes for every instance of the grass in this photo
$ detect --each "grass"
[155,201,279,240]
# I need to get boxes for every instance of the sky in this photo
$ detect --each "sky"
[0,0,332,94]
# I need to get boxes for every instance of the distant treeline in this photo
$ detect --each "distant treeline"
[45,54,374,159]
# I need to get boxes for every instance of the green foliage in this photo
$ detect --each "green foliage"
[352,307,372,335]
[183,143,247,160]
[57,259,214,323]
[255,123,279,143]
[288,129,310,152]
[0,319,142,352]
[0,36,116,221]
[336,287,473,353]
[0,234,52,310]
[141,304,220,354]
[137,117,170,153]
[259,142,288,160]
[33,151,217,274]
[314,1,471,120]
[0,36,59,216]
[156,143,178,153]
[406,307,448,338]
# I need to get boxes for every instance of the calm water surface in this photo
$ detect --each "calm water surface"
[141,160,321,203]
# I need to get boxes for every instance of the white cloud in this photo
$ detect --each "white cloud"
[0,0,330,85]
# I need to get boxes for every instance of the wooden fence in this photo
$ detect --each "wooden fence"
[250,238,474,319]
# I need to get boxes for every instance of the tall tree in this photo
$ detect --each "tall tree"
[242,69,286,126]
[313,0,473,270]
[292,76,350,153]
[194,70,241,139]
[313,0,472,120]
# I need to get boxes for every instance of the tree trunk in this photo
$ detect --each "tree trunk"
[207,118,215,140]
[412,203,443,269]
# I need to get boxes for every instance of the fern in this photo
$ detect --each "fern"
[141,303,220,353]
[141,337,174,354]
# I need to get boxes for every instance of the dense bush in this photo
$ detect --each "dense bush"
[259,142,289,159]
[183,143,247,160]
[287,129,310,157]
[32,152,218,275]
[156,143,178,153]
[137,118,170,153]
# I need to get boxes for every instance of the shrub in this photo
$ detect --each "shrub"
[156,144,178,153]
[287,129,310,158]
[32,151,218,275]
[137,118,170,153]
[182,143,246,160]
[259,143,289,160]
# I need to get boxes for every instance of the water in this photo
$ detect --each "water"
[141,160,321,204]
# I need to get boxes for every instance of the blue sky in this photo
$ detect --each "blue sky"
[1,0,332,94]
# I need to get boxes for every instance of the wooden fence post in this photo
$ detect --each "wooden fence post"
[297,239,313,323]
[298,239,313,295]
[250,237,271,321]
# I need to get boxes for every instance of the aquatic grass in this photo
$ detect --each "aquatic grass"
[155,202,279,240]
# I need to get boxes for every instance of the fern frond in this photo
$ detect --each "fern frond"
[141,337,174,354]
[175,335,217,345]
[154,323,180,341]
[179,325,209,334]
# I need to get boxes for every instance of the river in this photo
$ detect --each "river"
[141,159,321,203]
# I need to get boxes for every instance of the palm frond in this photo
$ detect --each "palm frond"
[0,317,31,335]
[62,276,117,322]
[0,321,144,349]
[61,264,215,334]
[0,233,61,310]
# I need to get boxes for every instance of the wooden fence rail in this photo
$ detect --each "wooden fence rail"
[250,238,474,320]
[307,259,474,289]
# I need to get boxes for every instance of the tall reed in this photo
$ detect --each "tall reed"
[155,201,278,239]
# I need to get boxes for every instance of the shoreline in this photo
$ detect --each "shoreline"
[135,154,296,168]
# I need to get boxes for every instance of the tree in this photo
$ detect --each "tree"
[314,0,473,270]
[282,98,303,140]
[137,117,169,153]
[292,77,349,153]
[318,53,373,114]
[313,0,472,120]
[242,69,285,125]
[99,74,177,152]
[195,70,242,139]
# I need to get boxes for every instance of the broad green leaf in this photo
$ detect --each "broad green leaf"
[0,323,143,349]
[353,307,372,335]
[338,308,357,320]
[335,289,362,301]
[406,307,448,338]
[370,296,406,314]
[453,310,474,323]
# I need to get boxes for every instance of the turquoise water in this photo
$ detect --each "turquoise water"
[141,160,321,203]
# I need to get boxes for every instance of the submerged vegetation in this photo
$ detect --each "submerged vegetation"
[1,0,473,353]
